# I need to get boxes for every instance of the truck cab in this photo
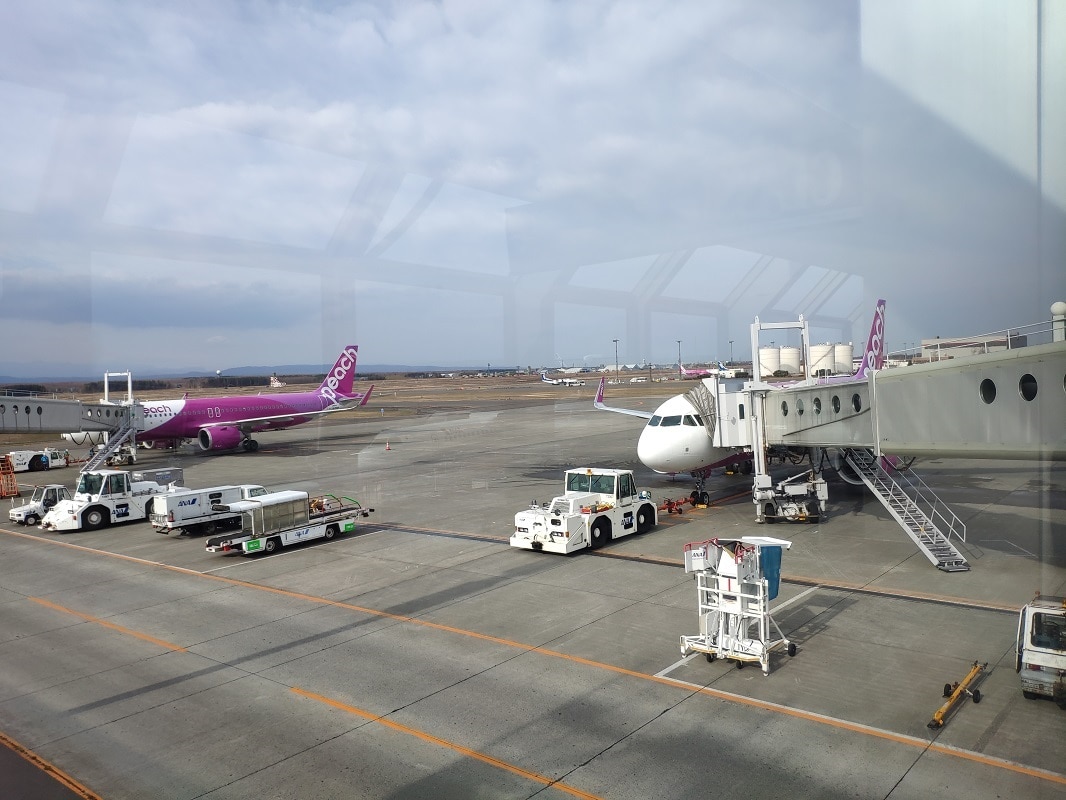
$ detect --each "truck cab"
[1017,595,1066,707]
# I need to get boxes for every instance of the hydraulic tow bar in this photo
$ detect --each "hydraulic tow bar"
[928,661,987,729]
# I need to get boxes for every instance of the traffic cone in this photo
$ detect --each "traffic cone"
[385,441,391,451]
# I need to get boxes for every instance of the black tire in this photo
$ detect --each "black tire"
[324,524,338,540]
[83,508,107,530]
[764,503,776,524]
[243,439,260,452]
[201,521,217,536]
[972,689,982,704]
[943,683,954,698]
[705,653,716,663]
[1022,690,1039,700]
[29,455,45,472]
[636,504,656,534]
[699,491,710,506]
[787,642,797,657]
[736,661,745,670]
[24,513,39,526]
[264,537,280,554]
[590,520,608,549]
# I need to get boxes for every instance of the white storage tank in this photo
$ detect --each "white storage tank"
[809,343,835,376]
[834,343,854,374]
[759,346,780,377]
[779,346,801,375]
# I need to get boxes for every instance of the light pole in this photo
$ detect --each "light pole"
[612,339,619,385]
[676,339,682,379]
[729,339,734,365]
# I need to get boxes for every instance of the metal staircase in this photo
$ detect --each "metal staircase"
[81,422,137,472]
[842,448,970,572]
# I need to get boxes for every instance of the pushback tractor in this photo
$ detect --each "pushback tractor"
[510,468,658,554]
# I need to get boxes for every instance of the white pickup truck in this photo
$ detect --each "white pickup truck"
[1017,595,1066,707]
[205,490,374,555]
[40,468,184,532]
[150,484,268,536]
[510,467,658,554]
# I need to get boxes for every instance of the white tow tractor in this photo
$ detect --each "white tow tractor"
[40,467,184,532]
[1017,595,1066,707]
[9,484,70,526]
[7,448,70,472]
[753,468,827,524]
[510,467,658,554]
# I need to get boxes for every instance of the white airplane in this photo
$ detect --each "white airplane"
[541,371,585,387]
[595,300,887,500]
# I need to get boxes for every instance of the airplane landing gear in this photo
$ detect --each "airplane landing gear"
[242,439,259,452]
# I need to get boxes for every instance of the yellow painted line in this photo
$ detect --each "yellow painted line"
[0,729,103,800]
[29,597,186,652]
[3,526,1063,786]
[292,687,603,800]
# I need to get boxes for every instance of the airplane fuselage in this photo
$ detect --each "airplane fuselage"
[140,390,337,443]
[636,393,742,475]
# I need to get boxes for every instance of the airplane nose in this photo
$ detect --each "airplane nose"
[638,427,678,473]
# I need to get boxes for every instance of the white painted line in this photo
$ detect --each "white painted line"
[656,652,699,678]
[772,584,820,612]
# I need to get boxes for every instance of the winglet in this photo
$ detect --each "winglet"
[852,299,886,379]
[595,377,606,408]
[358,384,374,406]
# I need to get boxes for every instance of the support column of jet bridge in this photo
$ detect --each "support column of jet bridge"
[679,536,797,676]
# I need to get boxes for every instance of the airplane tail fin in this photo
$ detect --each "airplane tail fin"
[852,299,887,379]
[317,345,360,404]
[595,377,606,406]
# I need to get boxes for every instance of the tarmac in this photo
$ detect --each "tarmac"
[0,386,1064,800]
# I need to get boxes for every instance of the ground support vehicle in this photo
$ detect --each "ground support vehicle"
[753,469,827,524]
[9,485,71,526]
[205,491,374,555]
[150,484,268,536]
[510,468,658,554]
[1016,595,1066,707]
[679,536,796,676]
[7,448,70,472]
[40,468,184,532]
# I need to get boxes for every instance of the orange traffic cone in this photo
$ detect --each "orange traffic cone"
[385,441,391,451]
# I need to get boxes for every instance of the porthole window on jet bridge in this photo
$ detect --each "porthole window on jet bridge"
[796,399,805,416]
[831,395,840,413]
[24,405,30,414]
[1019,373,1038,401]
[780,400,788,416]
[0,404,5,414]
[739,404,745,419]
[813,397,822,414]
[980,379,997,404]
[851,394,862,412]
[36,406,42,415]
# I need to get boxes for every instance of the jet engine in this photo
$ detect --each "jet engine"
[197,426,243,451]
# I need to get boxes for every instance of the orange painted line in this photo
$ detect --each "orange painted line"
[0,729,103,800]
[30,597,186,652]
[291,688,603,800]
[4,526,1063,786]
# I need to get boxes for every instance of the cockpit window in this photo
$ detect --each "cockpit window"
[648,415,662,427]
[682,415,698,426]
[694,415,705,426]
[660,415,682,427]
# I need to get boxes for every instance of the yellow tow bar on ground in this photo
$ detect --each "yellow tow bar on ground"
[928,661,987,729]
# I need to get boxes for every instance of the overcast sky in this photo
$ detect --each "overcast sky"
[1,1,1063,378]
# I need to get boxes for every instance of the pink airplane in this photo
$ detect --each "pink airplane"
[68,345,373,453]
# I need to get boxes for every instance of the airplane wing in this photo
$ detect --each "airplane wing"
[593,377,654,419]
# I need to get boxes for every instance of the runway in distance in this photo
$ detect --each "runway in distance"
[65,345,372,453]
[596,300,887,490]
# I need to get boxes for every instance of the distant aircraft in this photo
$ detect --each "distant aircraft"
[541,371,585,387]
[596,300,887,497]
[678,361,737,379]
[65,346,373,453]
